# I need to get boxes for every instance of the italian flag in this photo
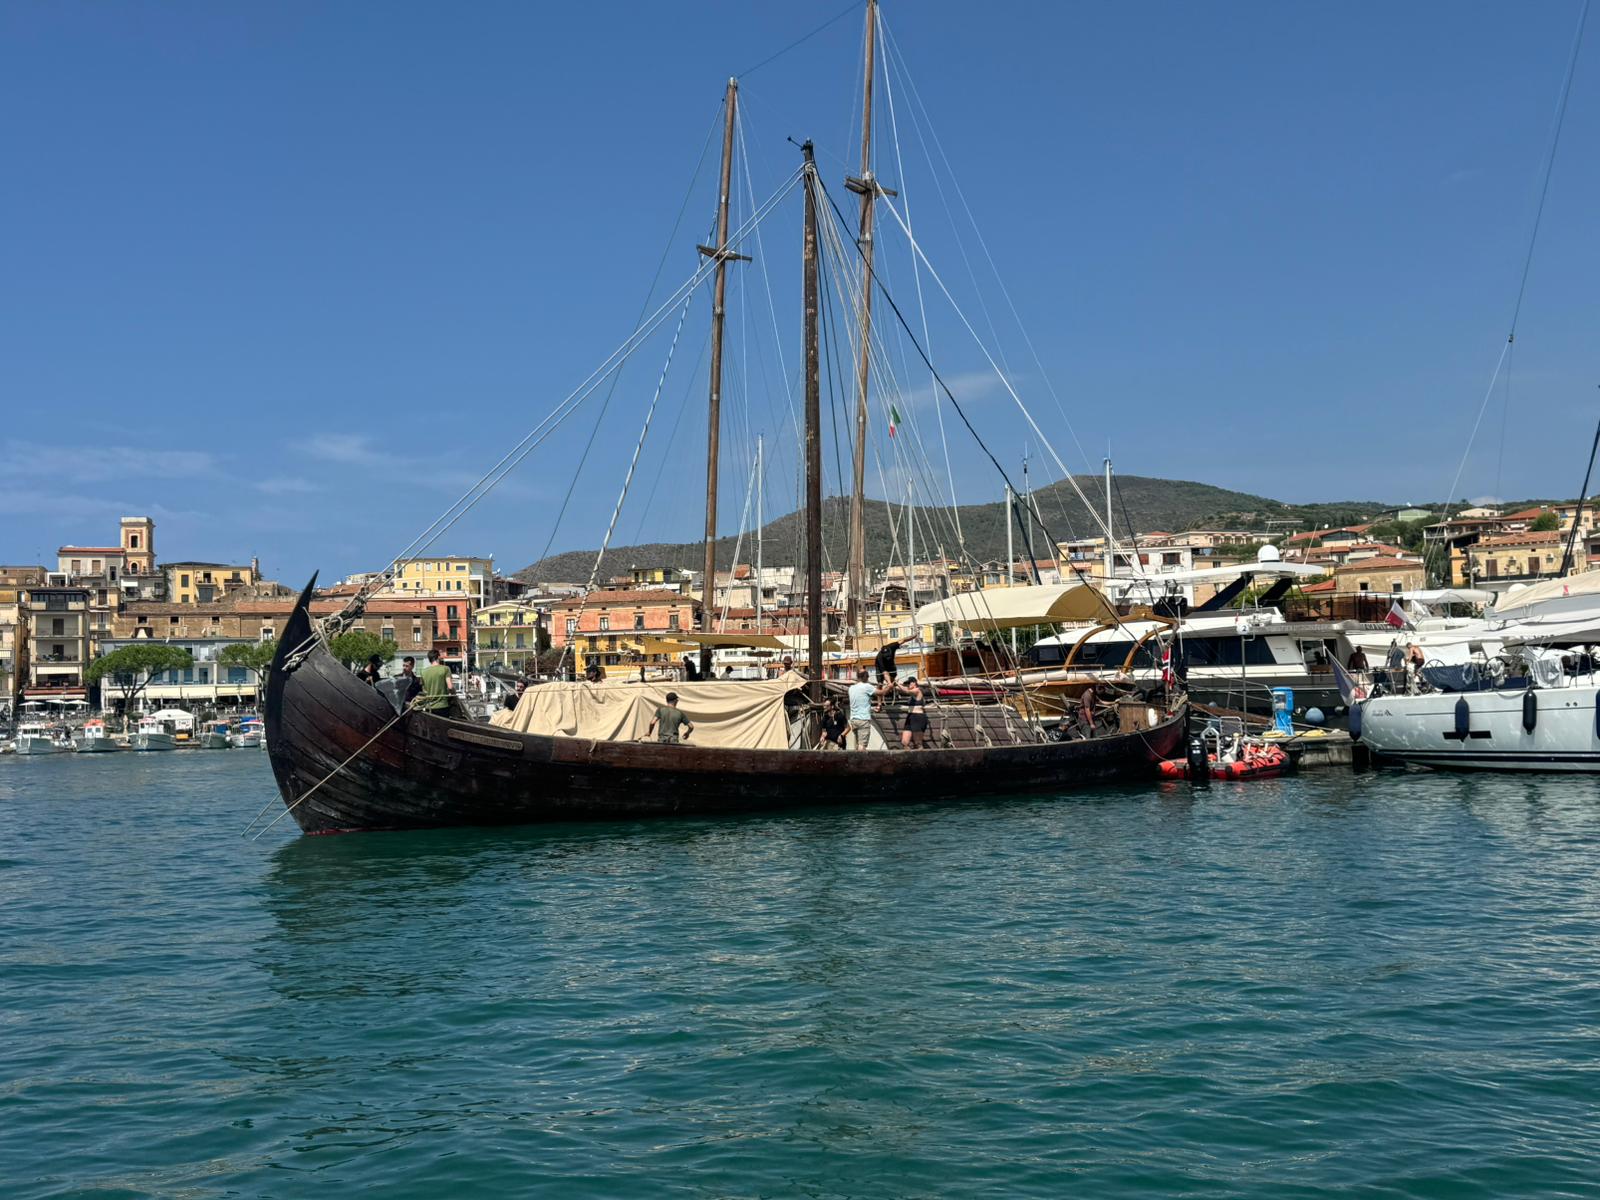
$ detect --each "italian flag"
[889,404,902,438]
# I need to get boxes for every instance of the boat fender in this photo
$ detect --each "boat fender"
[1522,690,1537,734]
[1454,697,1471,739]
[1349,703,1362,740]
[1186,736,1210,786]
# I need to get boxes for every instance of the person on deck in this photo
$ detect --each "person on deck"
[897,676,930,749]
[647,693,693,744]
[416,650,455,714]
[683,655,700,682]
[847,668,877,750]
[818,697,848,750]
[874,640,902,687]
[1347,646,1369,672]
[397,657,423,707]
[1405,643,1427,686]
[357,655,383,687]
[1078,683,1099,736]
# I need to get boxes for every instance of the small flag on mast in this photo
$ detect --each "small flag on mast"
[888,405,902,438]
[1385,601,1410,629]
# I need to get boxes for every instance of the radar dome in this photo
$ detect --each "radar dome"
[1256,543,1282,564]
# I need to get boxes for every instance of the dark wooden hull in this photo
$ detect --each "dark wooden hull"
[265,579,1188,834]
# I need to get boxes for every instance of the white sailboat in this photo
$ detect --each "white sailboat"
[1353,573,1600,771]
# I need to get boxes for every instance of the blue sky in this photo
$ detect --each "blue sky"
[3,1,1596,583]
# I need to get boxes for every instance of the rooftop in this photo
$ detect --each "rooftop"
[1334,556,1425,571]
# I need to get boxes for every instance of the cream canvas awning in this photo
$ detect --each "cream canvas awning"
[500,672,810,749]
[915,583,1122,631]
[664,631,789,649]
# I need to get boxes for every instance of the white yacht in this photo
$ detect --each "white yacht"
[232,716,264,748]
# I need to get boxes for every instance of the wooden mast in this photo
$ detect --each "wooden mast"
[845,0,882,643]
[802,142,824,703]
[699,78,743,674]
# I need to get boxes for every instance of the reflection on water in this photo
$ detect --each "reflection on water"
[5,753,1600,1198]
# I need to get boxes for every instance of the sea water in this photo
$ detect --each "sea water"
[2,752,1598,1197]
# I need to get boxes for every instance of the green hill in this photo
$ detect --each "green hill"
[515,474,1393,585]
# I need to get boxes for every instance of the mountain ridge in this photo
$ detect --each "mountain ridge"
[514,474,1397,585]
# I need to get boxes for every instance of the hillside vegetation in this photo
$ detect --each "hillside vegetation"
[516,474,1394,584]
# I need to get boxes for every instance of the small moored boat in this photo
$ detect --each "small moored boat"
[73,719,120,753]
[199,720,233,750]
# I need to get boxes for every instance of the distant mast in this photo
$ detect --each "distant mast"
[846,0,888,643]
[802,142,824,701]
[699,78,745,672]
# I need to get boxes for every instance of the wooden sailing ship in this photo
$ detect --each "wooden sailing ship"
[264,5,1187,834]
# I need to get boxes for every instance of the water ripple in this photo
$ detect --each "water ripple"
[2,756,1599,1196]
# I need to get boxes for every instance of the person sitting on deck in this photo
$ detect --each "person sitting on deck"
[416,650,455,714]
[647,693,693,745]
[847,669,877,750]
[584,662,604,684]
[818,696,848,750]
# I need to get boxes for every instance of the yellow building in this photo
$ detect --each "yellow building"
[474,601,546,673]
[388,556,493,604]
[164,561,259,605]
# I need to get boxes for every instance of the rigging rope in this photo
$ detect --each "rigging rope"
[330,168,805,632]
[1432,0,1589,579]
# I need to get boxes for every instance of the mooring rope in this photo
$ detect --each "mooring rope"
[242,697,419,839]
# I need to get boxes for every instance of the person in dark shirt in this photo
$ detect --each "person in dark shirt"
[818,697,848,750]
[357,654,383,687]
[647,693,694,744]
[874,640,902,686]
[396,657,423,706]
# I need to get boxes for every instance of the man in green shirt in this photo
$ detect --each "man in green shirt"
[416,649,455,714]
[646,692,693,744]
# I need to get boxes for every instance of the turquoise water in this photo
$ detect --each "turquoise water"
[3,753,1599,1198]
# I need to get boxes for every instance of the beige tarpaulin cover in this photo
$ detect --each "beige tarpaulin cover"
[501,671,809,749]
[915,583,1156,631]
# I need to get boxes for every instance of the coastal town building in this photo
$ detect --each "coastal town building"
[1466,531,1567,589]
[387,556,493,604]
[105,595,438,710]
[163,561,260,605]
[551,590,700,677]
[93,634,266,716]
[23,584,91,701]
[473,601,548,674]
[120,516,155,576]
[0,567,46,709]
[1331,556,1427,595]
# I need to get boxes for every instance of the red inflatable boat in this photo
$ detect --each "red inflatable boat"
[1159,742,1290,781]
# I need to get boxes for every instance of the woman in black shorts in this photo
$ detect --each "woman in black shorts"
[899,677,929,749]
